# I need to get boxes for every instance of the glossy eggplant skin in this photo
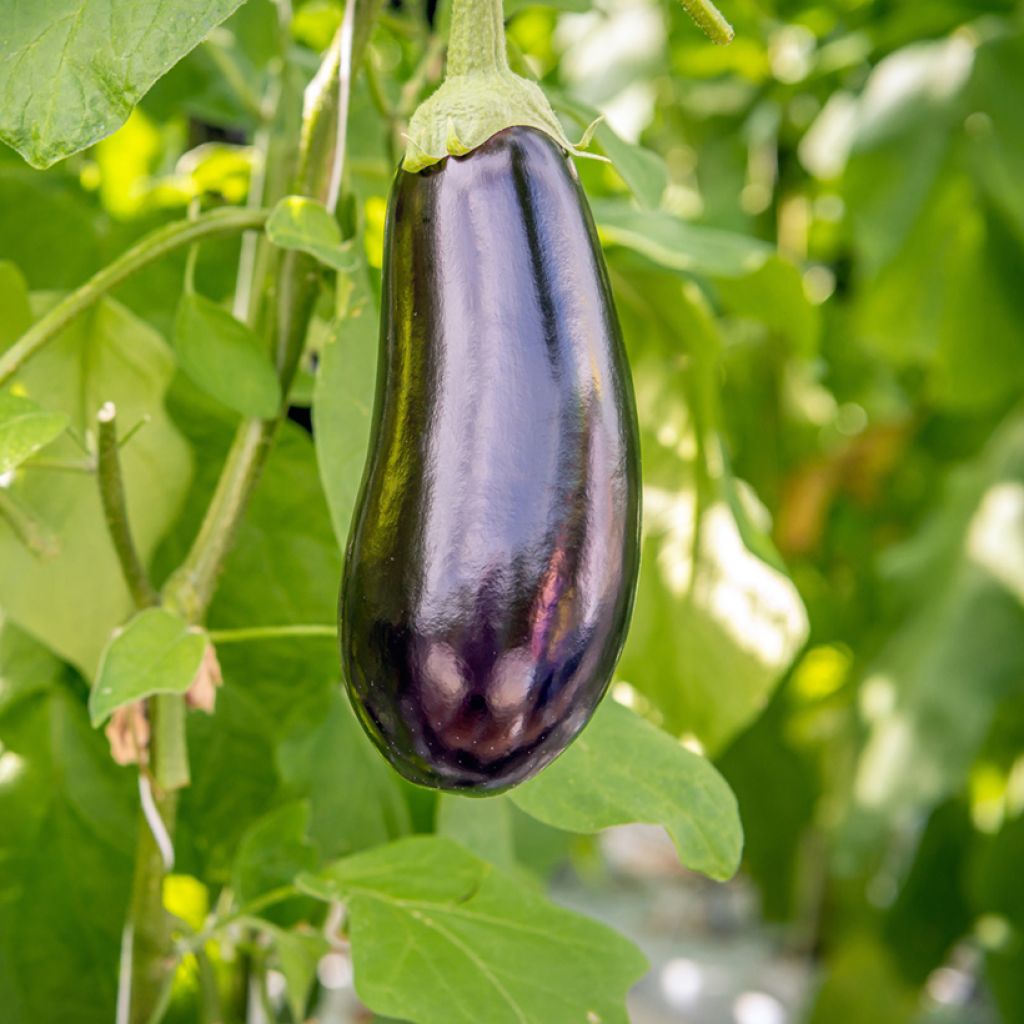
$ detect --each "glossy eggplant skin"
[341,126,640,793]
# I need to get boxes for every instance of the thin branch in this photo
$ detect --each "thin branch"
[207,624,338,643]
[0,207,270,387]
[97,403,158,609]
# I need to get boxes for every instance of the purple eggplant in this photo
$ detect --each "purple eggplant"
[341,126,641,792]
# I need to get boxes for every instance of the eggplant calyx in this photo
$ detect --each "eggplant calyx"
[403,68,598,172]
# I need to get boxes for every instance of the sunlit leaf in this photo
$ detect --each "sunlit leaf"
[0,0,247,168]
[0,296,192,677]
[0,394,67,475]
[266,196,357,272]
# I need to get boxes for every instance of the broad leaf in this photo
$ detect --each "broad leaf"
[0,296,192,677]
[89,607,208,726]
[0,0,247,168]
[277,688,411,859]
[266,196,357,272]
[174,292,281,419]
[0,393,67,475]
[512,700,742,880]
[0,624,136,1024]
[619,487,809,753]
[313,271,379,551]
[593,200,771,277]
[298,836,648,1024]
[232,801,318,906]
[436,794,518,874]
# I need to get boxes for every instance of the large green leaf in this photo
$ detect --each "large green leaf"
[593,200,771,277]
[313,271,379,551]
[298,836,648,1024]
[277,688,411,859]
[436,794,519,874]
[0,296,192,677]
[0,0,247,168]
[0,624,136,1024]
[89,607,208,726]
[619,484,809,753]
[512,700,742,880]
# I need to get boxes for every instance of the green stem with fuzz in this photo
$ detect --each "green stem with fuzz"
[96,404,158,610]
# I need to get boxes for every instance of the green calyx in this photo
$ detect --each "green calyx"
[402,0,582,172]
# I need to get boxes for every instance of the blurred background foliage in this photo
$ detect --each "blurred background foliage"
[2,0,1023,1020]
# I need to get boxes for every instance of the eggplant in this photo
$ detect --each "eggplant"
[341,126,640,792]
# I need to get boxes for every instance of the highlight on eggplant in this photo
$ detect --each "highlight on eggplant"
[340,126,641,792]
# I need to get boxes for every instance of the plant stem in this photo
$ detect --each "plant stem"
[207,624,337,643]
[678,0,734,46]
[124,789,178,1024]
[96,403,159,610]
[447,0,508,77]
[0,207,270,387]
[163,418,277,622]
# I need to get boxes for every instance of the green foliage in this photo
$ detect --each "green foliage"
[0,394,67,475]
[298,836,649,1024]
[3,0,1023,1021]
[0,294,191,677]
[0,0,247,167]
[174,292,282,418]
[90,608,208,725]
[512,699,743,880]
[266,196,357,271]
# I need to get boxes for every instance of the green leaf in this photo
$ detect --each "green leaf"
[0,393,67,475]
[512,700,742,880]
[266,196,357,272]
[277,689,411,859]
[0,0,248,168]
[174,292,281,419]
[0,262,33,348]
[0,624,136,1024]
[620,488,809,753]
[716,254,820,358]
[0,296,192,678]
[231,801,318,906]
[298,836,648,1024]
[252,922,330,1024]
[313,271,379,551]
[89,607,207,726]
[851,413,1024,825]
[436,794,518,874]
[552,94,668,209]
[593,200,771,277]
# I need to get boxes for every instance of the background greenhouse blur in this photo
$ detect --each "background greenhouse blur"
[2,0,1022,1020]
